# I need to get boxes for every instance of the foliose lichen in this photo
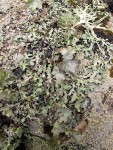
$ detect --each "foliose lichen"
[0,0,113,149]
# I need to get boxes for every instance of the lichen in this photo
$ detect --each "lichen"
[0,0,113,149]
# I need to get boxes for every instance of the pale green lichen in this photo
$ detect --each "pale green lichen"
[0,0,113,149]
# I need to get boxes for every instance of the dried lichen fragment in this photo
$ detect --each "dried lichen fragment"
[109,66,113,77]
[72,118,89,132]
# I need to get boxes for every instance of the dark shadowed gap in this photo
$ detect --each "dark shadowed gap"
[15,143,26,150]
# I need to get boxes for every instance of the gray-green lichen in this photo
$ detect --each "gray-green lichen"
[0,0,113,149]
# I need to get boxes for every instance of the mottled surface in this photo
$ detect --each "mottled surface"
[0,0,30,70]
[83,73,113,150]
